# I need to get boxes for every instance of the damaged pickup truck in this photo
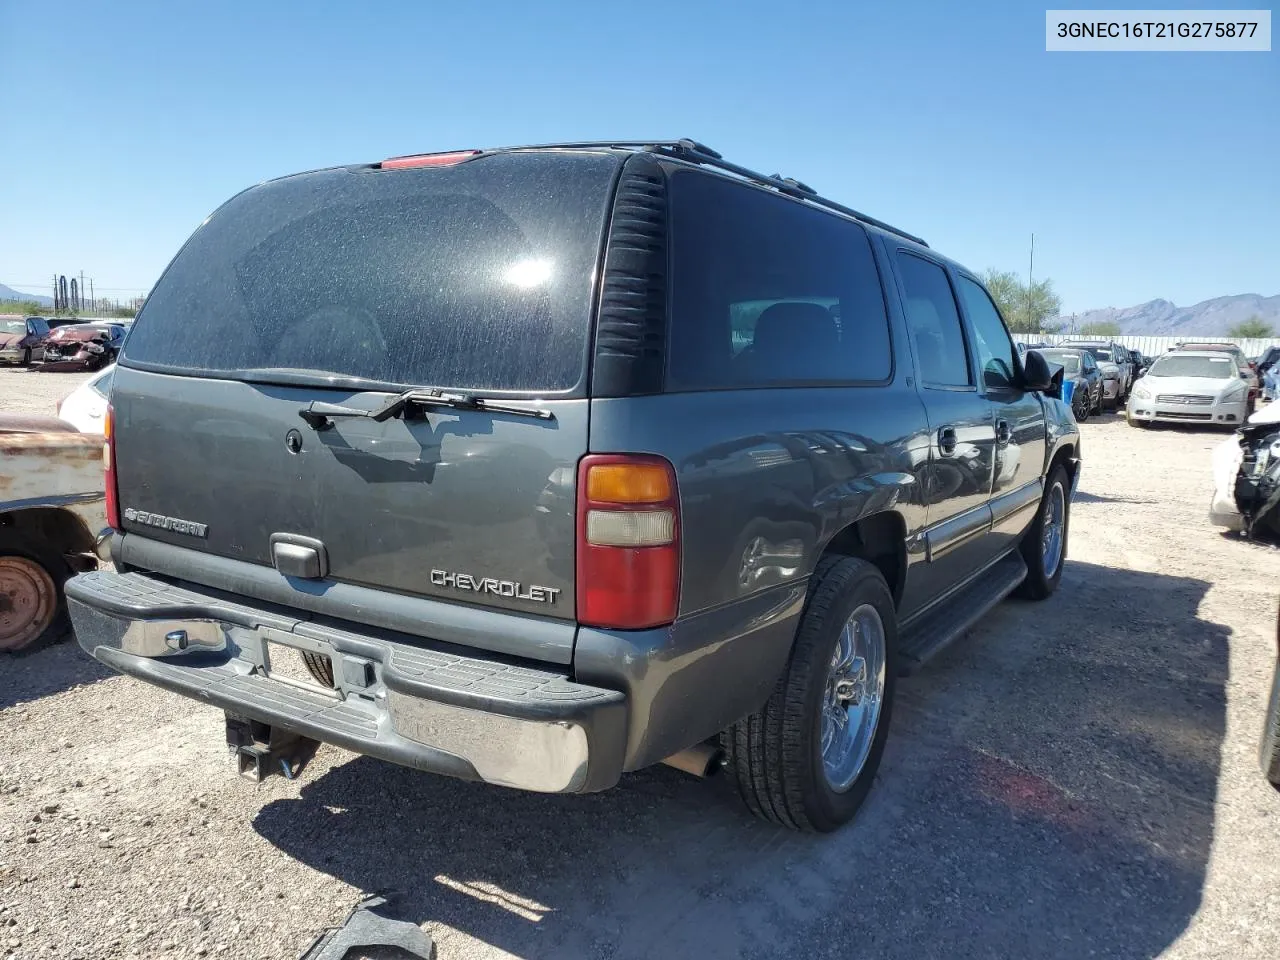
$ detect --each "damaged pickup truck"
[1,415,110,651]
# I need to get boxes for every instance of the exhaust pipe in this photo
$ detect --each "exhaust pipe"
[661,742,722,778]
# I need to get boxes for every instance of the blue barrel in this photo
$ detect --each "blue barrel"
[1061,378,1076,410]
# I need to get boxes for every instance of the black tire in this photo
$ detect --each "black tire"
[1016,464,1070,601]
[720,556,897,832]
[1262,658,1280,788]
[1073,392,1089,422]
[0,550,72,654]
[301,651,336,687]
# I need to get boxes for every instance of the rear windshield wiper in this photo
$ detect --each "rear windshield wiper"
[298,389,554,430]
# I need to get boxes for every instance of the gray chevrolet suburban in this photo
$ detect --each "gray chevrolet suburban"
[67,139,1080,831]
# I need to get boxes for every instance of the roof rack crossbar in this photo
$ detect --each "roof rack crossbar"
[487,139,927,247]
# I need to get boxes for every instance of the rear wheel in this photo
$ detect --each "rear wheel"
[0,552,70,653]
[1016,465,1069,600]
[721,556,897,832]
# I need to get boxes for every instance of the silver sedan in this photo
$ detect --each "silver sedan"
[1127,350,1253,428]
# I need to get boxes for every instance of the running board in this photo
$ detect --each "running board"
[897,551,1028,675]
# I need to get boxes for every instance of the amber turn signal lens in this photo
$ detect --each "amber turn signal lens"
[585,463,672,504]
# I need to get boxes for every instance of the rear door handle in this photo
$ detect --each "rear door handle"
[995,419,1012,445]
[937,426,957,456]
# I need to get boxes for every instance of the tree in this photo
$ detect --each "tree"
[981,269,1062,334]
[982,269,1022,323]
[1228,316,1274,338]
[1079,320,1121,336]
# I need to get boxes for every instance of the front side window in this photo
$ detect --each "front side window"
[896,254,971,388]
[957,276,1017,391]
[666,170,892,390]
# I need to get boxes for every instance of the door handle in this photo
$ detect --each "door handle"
[937,426,957,456]
[995,419,1012,446]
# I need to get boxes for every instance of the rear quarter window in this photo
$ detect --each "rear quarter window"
[122,153,620,394]
[665,169,892,390]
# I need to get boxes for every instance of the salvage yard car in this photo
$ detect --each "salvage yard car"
[1061,339,1132,410]
[1,414,109,651]
[40,322,123,371]
[1128,351,1253,429]
[1036,347,1102,421]
[65,139,1081,831]
[1175,341,1258,405]
[55,364,114,434]
[0,316,52,366]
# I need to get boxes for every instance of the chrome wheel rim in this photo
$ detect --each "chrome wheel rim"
[820,603,886,791]
[1041,482,1065,579]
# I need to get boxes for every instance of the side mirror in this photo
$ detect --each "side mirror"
[1021,349,1054,392]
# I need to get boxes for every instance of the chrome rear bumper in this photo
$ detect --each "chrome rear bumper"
[66,570,627,793]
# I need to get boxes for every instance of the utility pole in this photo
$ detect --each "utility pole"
[89,278,95,313]
[79,272,86,313]
[1027,233,1035,332]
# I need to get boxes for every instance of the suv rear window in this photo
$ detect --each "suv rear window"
[665,169,891,390]
[123,152,620,393]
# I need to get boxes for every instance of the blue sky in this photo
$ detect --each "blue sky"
[1,1,1275,314]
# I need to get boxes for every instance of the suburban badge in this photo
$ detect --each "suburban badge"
[122,507,209,538]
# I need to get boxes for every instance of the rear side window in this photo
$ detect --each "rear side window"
[666,170,891,390]
[123,153,620,393]
[89,368,114,398]
[896,254,972,388]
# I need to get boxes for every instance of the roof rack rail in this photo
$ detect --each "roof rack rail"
[492,139,927,247]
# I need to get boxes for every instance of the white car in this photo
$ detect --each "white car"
[1126,351,1252,429]
[55,364,114,434]
[1209,400,1280,533]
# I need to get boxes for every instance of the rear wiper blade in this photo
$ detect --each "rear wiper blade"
[298,389,554,430]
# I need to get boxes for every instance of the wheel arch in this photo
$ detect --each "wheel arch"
[0,506,98,568]
[818,510,907,609]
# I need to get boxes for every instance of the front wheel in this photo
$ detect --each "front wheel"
[721,556,897,832]
[1017,465,1069,600]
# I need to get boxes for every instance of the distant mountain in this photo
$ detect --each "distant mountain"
[0,283,53,307]
[1056,294,1280,337]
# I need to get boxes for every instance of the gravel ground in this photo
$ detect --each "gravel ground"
[3,368,1279,960]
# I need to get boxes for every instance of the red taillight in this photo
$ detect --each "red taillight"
[380,150,480,170]
[576,454,679,630]
[103,405,119,529]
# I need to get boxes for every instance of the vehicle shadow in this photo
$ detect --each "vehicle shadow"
[1,634,113,710]
[1073,490,1158,505]
[253,560,1227,960]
